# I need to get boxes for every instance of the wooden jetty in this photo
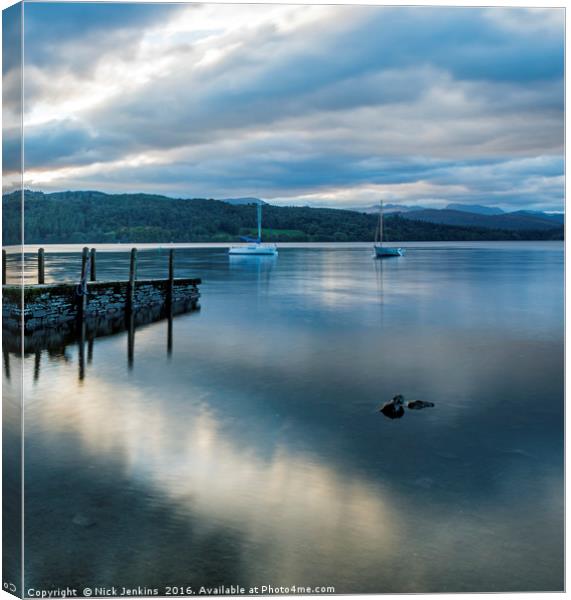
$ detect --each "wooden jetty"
[2,247,201,333]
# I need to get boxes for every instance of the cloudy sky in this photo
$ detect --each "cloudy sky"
[5,2,565,210]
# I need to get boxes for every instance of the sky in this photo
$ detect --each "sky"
[3,2,565,211]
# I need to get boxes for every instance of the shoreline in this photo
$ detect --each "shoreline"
[2,240,565,254]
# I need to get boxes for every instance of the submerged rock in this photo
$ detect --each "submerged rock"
[407,400,435,410]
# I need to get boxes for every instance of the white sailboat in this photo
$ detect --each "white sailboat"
[228,201,278,256]
[374,201,404,258]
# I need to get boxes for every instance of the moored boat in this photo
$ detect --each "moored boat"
[228,202,278,256]
[375,245,404,257]
[229,242,278,256]
[374,201,404,258]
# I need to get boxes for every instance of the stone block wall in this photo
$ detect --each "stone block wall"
[2,278,200,332]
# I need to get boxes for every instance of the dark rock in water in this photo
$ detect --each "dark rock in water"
[407,400,435,410]
[380,403,405,419]
[72,513,96,527]
[378,395,434,418]
[379,394,407,419]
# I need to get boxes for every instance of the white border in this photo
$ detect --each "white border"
[0,2,566,600]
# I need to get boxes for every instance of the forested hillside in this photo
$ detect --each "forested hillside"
[2,190,563,244]
[402,208,564,231]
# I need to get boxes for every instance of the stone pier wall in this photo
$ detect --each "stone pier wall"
[2,278,201,332]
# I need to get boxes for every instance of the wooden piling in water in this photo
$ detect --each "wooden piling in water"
[38,248,45,284]
[90,248,96,281]
[3,247,201,337]
[81,247,89,280]
[128,248,138,313]
[78,247,89,320]
[2,250,6,285]
[127,247,139,366]
[168,249,174,308]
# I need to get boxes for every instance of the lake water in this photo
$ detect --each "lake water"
[3,242,564,593]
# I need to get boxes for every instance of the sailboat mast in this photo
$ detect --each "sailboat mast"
[380,200,384,246]
[257,202,262,241]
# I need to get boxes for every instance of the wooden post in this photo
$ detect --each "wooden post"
[2,250,6,285]
[78,247,89,320]
[90,248,96,281]
[168,249,174,308]
[128,248,138,313]
[38,248,45,284]
[81,247,89,281]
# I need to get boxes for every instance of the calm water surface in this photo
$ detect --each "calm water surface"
[4,242,564,593]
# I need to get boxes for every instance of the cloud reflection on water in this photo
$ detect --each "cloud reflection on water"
[5,244,563,592]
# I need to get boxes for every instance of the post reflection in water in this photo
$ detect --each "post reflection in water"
[127,312,135,371]
[34,351,41,383]
[78,321,86,382]
[3,345,10,380]
[4,301,194,384]
[2,245,564,593]
[167,309,173,357]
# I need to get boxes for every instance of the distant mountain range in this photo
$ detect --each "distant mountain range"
[2,190,563,244]
[399,208,563,231]
[352,202,563,231]
[351,203,422,214]
[352,202,506,215]
[446,203,505,215]
[219,197,268,206]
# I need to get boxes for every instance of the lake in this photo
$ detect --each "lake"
[3,242,564,593]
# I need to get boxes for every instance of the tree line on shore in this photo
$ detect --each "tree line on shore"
[2,190,563,244]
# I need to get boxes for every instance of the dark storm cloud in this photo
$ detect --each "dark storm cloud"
[24,2,184,65]
[22,2,187,116]
[3,2,21,75]
[23,119,130,169]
